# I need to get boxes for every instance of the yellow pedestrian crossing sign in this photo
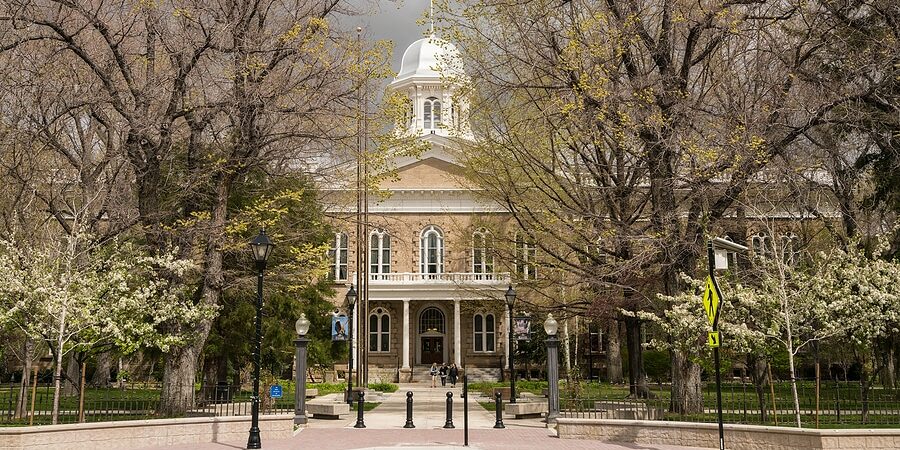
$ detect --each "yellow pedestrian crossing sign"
[702,276,721,325]
[708,331,720,348]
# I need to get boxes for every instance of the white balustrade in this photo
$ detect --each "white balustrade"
[361,272,511,284]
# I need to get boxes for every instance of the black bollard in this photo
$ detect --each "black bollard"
[444,391,455,428]
[404,391,415,428]
[493,391,505,429]
[354,391,366,428]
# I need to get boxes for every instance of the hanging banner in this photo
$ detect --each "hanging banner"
[514,316,531,341]
[332,315,349,341]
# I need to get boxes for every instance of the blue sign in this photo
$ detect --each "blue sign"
[269,385,283,399]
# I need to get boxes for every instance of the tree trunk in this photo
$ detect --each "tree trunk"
[670,350,703,414]
[51,345,64,424]
[159,176,229,415]
[14,338,35,418]
[63,353,80,396]
[90,351,112,388]
[624,315,649,398]
[606,319,623,384]
[748,354,769,422]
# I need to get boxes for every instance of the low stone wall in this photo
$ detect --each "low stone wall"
[556,418,900,450]
[0,414,293,450]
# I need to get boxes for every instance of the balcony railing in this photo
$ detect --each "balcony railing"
[359,272,511,284]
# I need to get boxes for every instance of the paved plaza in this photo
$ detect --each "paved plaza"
[144,384,706,450]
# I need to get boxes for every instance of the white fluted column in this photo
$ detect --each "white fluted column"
[402,299,410,368]
[504,313,510,362]
[454,299,462,365]
[352,304,358,371]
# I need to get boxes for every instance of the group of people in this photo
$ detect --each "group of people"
[429,362,459,388]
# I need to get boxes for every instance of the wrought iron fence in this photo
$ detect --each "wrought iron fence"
[0,382,297,426]
[559,379,900,428]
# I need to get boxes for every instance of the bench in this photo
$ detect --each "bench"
[306,402,350,420]
[593,401,663,420]
[305,388,318,398]
[504,401,547,419]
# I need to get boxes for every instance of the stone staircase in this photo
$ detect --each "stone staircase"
[405,365,501,383]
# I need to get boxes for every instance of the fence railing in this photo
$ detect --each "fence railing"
[559,380,900,428]
[0,382,297,426]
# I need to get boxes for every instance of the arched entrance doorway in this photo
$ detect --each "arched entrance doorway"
[418,307,446,364]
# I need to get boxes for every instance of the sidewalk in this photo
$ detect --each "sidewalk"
[145,384,706,450]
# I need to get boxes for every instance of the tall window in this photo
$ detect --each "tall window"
[424,97,441,130]
[780,233,799,266]
[370,229,391,278]
[515,233,537,280]
[328,232,348,281]
[750,232,773,259]
[472,229,493,278]
[368,308,390,352]
[420,225,444,276]
[473,313,496,352]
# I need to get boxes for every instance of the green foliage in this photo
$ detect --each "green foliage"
[643,350,671,383]
[367,382,398,393]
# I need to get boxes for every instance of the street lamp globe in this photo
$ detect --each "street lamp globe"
[346,285,358,306]
[504,285,516,307]
[295,313,311,337]
[543,314,558,336]
[249,229,275,265]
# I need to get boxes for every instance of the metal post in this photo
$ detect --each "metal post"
[347,305,354,405]
[404,391,415,428]
[463,374,469,446]
[546,334,560,422]
[708,240,724,450]
[444,392,455,428]
[294,336,309,425]
[354,390,366,428]
[493,391,505,429]
[246,265,264,449]
[508,303,516,404]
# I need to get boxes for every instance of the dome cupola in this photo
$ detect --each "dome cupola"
[395,35,462,82]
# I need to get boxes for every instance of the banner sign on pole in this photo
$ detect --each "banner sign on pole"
[332,315,348,341]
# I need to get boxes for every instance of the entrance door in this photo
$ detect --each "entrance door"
[421,337,443,364]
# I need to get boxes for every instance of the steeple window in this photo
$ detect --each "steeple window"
[424,97,441,130]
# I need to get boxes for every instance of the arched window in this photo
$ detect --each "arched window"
[419,307,445,333]
[779,233,799,266]
[369,229,391,278]
[369,307,390,352]
[750,232,773,259]
[515,233,537,280]
[472,229,493,278]
[328,232,348,281]
[420,225,444,276]
[473,313,496,352]
[424,97,441,130]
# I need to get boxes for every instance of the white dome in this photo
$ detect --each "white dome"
[395,36,462,81]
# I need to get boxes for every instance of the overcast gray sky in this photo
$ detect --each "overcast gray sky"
[338,0,435,76]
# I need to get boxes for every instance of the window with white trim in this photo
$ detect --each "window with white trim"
[473,313,496,352]
[780,233,799,266]
[328,232,348,281]
[368,307,390,352]
[472,229,493,278]
[515,233,537,280]
[424,97,441,130]
[750,232,773,259]
[369,229,391,278]
[420,225,444,276]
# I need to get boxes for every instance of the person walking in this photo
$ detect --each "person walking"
[449,363,459,387]
[430,363,438,388]
[439,363,448,387]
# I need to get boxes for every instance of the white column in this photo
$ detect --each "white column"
[402,299,410,369]
[352,304,358,371]
[454,299,462,366]
[504,313,510,361]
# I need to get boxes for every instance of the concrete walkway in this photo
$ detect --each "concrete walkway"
[146,384,706,450]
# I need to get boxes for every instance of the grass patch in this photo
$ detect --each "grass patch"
[478,401,496,412]
[350,401,380,412]
[367,382,398,393]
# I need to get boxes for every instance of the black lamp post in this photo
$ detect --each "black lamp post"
[247,229,274,450]
[544,314,560,422]
[345,285,357,405]
[294,313,311,425]
[505,285,517,404]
